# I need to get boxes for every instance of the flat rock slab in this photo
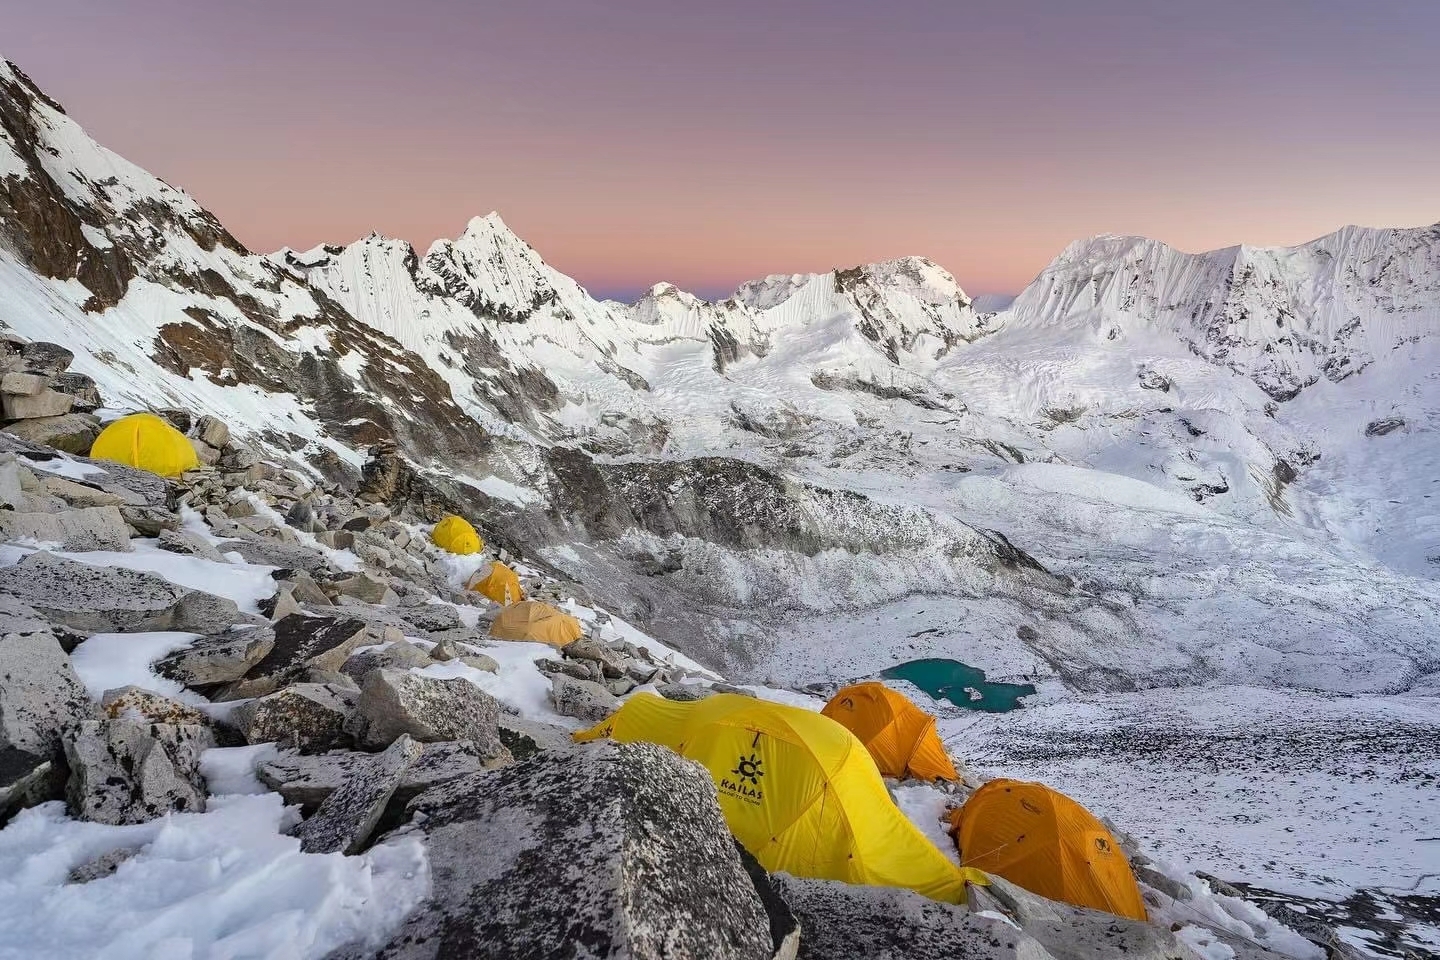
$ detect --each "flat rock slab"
[0,552,243,635]
[298,735,422,855]
[258,739,512,810]
[1,414,101,455]
[353,668,508,754]
[332,742,774,960]
[976,876,1200,960]
[772,874,1056,960]
[0,505,133,552]
[64,718,215,825]
[234,683,356,753]
[222,614,371,699]
[153,628,274,686]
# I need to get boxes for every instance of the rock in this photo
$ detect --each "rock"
[656,682,714,702]
[332,572,396,604]
[540,656,601,682]
[1365,416,1405,437]
[974,876,1194,960]
[3,388,74,420]
[0,372,46,395]
[315,529,354,550]
[496,713,576,761]
[225,498,257,519]
[220,614,372,699]
[189,438,221,466]
[429,637,461,661]
[35,474,126,508]
[549,673,621,724]
[396,603,463,634]
[119,505,181,536]
[283,499,314,530]
[101,686,211,727]
[341,638,433,681]
[626,661,661,684]
[712,682,758,698]
[339,742,774,960]
[563,636,628,678]
[19,341,73,376]
[82,458,174,509]
[48,372,103,412]
[156,527,227,562]
[458,653,499,673]
[297,735,423,855]
[352,668,508,754]
[67,847,139,884]
[736,845,801,960]
[1,413,100,454]
[607,677,637,697]
[257,739,510,810]
[1135,865,1192,903]
[233,683,356,753]
[286,572,334,607]
[1,626,93,819]
[195,415,230,449]
[0,505,133,551]
[775,874,1054,959]
[0,456,25,508]
[153,628,275,686]
[0,552,245,635]
[261,585,302,622]
[63,718,214,825]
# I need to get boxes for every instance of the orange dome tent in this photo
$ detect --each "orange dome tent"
[947,779,1147,921]
[489,600,582,647]
[821,682,958,782]
[89,412,198,478]
[470,561,525,605]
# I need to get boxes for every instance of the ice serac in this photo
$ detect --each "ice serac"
[1005,226,1440,401]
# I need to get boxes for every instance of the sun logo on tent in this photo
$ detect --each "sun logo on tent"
[732,753,764,786]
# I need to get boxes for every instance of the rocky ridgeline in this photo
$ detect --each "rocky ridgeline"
[0,337,1364,959]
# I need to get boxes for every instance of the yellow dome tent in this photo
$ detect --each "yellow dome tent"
[821,682,959,782]
[89,412,198,478]
[947,779,1146,921]
[431,514,482,555]
[489,600,582,647]
[469,561,525,605]
[576,693,985,903]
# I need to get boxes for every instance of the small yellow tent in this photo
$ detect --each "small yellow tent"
[948,779,1147,921]
[469,561,525,605]
[822,682,959,782]
[576,693,985,903]
[489,600,582,647]
[431,514,482,555]
[89,412,198,478]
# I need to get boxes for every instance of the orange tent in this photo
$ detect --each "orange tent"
[947,779,1147,921]
[488,600,583,647]
[470,561,525,605]
[821,682,958,782]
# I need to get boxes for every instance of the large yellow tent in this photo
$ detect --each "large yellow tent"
[89,412,198,478]
[948,779,1147,921]
[576,693,985,903]
[489,600,582,647]
[469,561,524,605]
[430,514,482,555]
[821,682,959,782]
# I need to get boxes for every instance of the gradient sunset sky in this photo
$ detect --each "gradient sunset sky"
[6,0,1438,300]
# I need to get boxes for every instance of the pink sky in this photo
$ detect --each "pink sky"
[6,0,1438,300]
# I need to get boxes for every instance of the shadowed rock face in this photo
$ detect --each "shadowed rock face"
[336,742,775,960]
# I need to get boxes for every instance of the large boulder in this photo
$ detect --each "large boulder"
[0,623,94,819]
[100,686,212,727]
[233,683,357,753]
[153,627,274,686]
[2,388,74,420]
[340,638,433,681]
[257,739,511,811]
[63,718,215,825]
[0,413,101,454]
[219,614,373,700]
[0,552,244,634]
[48,372,103,412]
[333,742,775,960]
[771,875,1056,960]
[352,668,507,755]
[0,505,133,552]
[297,735,422,855]
[18,341,74,376]
[549,672,621,724]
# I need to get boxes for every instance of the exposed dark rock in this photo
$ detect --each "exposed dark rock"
[1365,417,1405,437]
[335,742,774,960]
[221,614,372,700]
[258,738,511,811]
[297,734,422,855]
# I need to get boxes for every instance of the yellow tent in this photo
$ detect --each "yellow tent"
[489,600,582,647]
[948,779,1147,920]
[469,561,525,605]
[89,412,198,478]
[431,514,482,555]
[576,693,985,903]
[822,682,959,782]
